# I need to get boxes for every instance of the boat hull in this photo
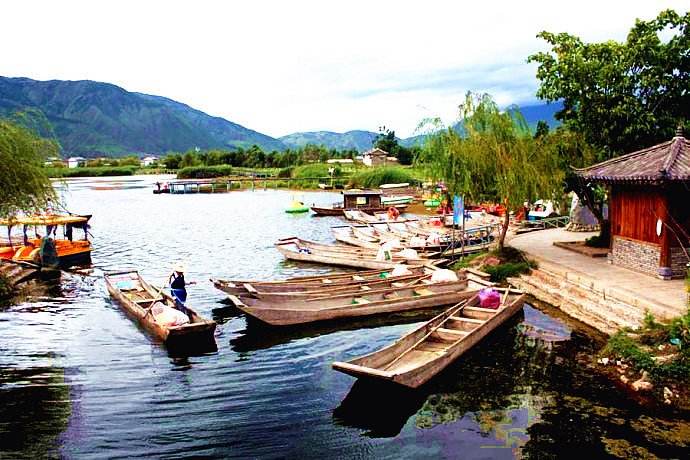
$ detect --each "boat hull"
[333,290,525,388]
[230,285,483,326]
[104,271,216,348]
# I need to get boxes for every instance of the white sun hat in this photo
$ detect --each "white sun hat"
[172,262,186,273]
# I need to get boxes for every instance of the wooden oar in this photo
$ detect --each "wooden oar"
[383,298,471,371]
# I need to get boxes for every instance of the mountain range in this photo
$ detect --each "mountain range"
[0,76,561,157]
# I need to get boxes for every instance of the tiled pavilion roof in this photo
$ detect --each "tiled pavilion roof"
[575,128,690,184]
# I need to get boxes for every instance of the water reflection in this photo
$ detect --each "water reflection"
[0,366,71,459]
[229,308,446,354]
[1,176,687,458]
[333,380,427,437]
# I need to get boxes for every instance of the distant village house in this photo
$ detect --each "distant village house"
[67,157,86,168]
[361,148,398,167]
[141,155,159,167]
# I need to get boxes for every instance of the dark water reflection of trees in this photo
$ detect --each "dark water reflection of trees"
[0,365,71,459]
[334,306,690,458]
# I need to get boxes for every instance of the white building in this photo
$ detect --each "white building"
[67,157,86,168]
[326,158,354,164]
[361,148,398,167]
[141,155,159,167]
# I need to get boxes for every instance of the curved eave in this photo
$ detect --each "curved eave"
[574,173,690,186]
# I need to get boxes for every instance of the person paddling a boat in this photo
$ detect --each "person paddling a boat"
[169,263,196,317]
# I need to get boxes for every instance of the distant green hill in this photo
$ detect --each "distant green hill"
[279,130,378,151]
[0,76,285,156]
[283,102,563,151]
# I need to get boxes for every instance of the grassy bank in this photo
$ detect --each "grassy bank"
[452,246,536,283]
[46,166,137,177]
[597,300,690,410]
[348,166,419,188]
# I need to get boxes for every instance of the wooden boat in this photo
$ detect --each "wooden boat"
[0,214,93,268]
[332,288,526,388]
[332,226,380,249]
[104,270,216,346]
[220,270,450,300]
[212,266,432,295]
[227,277,492,326]
[275,237,436,270]
[311,189,408,216]
[381,195,414,206]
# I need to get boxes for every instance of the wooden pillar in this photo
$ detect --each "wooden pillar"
[658,193,672,279]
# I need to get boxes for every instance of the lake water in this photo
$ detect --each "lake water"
[1,175,688,459]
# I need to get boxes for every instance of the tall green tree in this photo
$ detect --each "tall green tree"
[0,120,58,218]
[416,93,564,251]
[528,9,689,157]
[373,127,415,165]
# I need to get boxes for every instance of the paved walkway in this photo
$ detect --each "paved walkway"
[510,228,688,318]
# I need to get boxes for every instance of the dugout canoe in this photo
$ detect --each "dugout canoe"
[332,288,525,388]
[211,266,433,295]
[275,237,435,270]
[104,270,216,346]
[214,270,441,299]
[331,226,380,249]
[227,277,493,326]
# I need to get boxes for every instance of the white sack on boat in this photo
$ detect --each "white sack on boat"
[430,269,459,283]
[152,303,190,327]
[426,232,441,245]
[409,236,426,247]
[390,265,413,277]
[398,248,419,260]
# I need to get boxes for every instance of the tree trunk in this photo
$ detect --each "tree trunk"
[572,177,610,245]
[498,204,510,253]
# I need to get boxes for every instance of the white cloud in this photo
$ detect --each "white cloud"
[1,0,687,138]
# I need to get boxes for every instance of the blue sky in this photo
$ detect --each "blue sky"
[2,0,687,138]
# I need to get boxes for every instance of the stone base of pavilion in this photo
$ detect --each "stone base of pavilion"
[508,228,687,335]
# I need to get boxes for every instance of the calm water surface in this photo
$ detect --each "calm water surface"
[1,175,688,459]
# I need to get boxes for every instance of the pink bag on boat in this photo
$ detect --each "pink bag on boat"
[478,288,501,309]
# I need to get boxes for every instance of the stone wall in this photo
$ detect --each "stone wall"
[670,247,690,278]
[609,236,660,276]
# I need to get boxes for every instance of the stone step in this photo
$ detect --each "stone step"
[510,269,645,334]
[528,264,679,321]
[509,276,620,334]
[529,271,646,326]
[536,260,681,320]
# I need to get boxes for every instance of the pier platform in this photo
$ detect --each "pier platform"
[508,228,687,334]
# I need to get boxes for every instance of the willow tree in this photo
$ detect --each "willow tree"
[0,120,58,218]
[416,92,564,251]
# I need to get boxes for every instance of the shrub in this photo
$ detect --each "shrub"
[348,166,416,188]
[278,167,294,178]
[291,163,333,179]
[482,262,533,282]
[177,165,233,179]
[585,234,609,248]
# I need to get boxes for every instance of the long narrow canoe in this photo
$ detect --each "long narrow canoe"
[275,238,435,270]
[331,226,380,249]
[234,277,468,307]
[104,270,216,346]
[332,288,526,388]
[212,266,431,293]
[278,237,381,256]
[213,269,440,298]
[227,278,492,326]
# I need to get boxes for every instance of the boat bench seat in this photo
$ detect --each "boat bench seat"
[134,297,163,304]
[450,316,483,323]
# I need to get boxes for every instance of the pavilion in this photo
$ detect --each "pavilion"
[575,127,690,279]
